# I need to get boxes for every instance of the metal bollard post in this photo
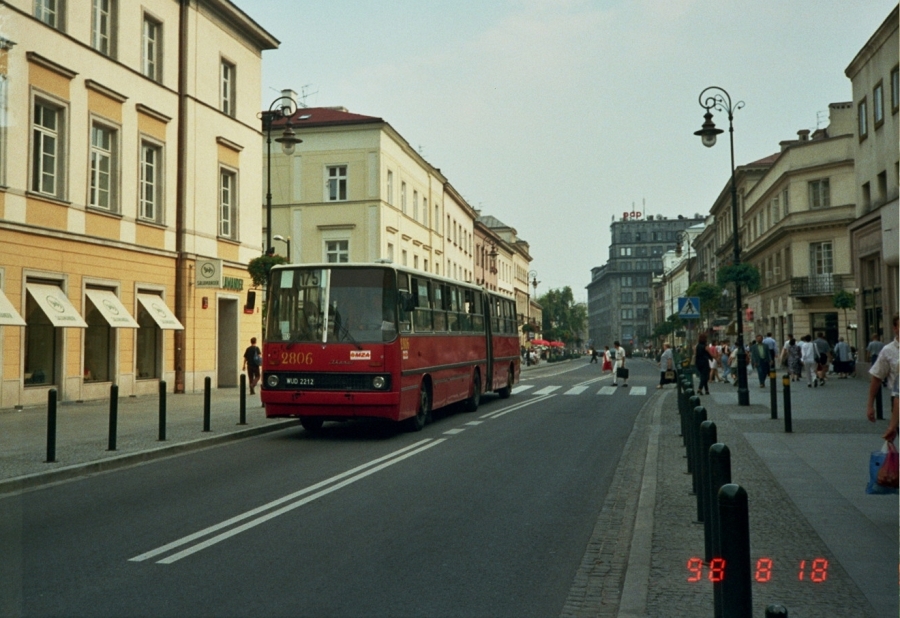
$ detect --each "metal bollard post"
[765,605,788,617]
[108,384,119,451]
[691,405,707,502]
[710,443,732,618]
[46,388,58,463]
[686,394,700,479]
[782,375,792,433]
[203,376,211,432]
[876,382,884,420]
[769,369,778,419]
[719,483,753,618]
[158,380,167,441]
[699,420,717,557]
[239,373,247,425]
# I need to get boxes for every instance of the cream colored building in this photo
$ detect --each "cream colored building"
[741,104,858,344]
[0,0,276,407]
[846,5,899,350]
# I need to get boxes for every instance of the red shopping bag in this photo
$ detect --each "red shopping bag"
[877,442,899,488]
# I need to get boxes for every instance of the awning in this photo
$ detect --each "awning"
[0,289,26,326]
[137,294,184,330]
[26,284,88,328]
[85,289,140,328]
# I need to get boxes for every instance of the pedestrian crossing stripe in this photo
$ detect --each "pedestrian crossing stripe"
[564,386,588,395]
[512,384,535,394]
[597,386,617,395]
[533,385,561,395]
[512,383,649,397]
[630,387,647,396]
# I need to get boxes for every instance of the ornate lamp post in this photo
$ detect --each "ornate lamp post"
[273,235,291,263]
[260,93,303,254]
[695,86,749,405]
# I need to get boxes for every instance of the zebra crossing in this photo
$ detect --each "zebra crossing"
[513,384,648,397]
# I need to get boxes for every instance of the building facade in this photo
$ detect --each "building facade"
[846,5,899,350]
[587,213,704,351]
[0,0,277,407]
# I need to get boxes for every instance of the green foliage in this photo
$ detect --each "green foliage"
[685,281,722,314]
[832,289,856,310]
[536,286,587,344]
[716,263,761,293]
[247,254,287,288]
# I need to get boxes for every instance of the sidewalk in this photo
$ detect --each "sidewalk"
[634,367,898,616]
[0,387,298,495]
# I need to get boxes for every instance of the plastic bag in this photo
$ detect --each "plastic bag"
[866,441,899,494]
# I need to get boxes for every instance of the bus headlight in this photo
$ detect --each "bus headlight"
[266,374,280,388]
[372,376,386,390]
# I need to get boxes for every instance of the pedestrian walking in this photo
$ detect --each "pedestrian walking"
[612,341,628,387]
[800,334,818,387]
[814,332,831,384]
[750,334,773,388]
[601,345,613,373]
[590,348,599,364]
[867,332,885,364]
[242,337,262,394]
[867,314,899,442]
[720,341,731,384]
[694,333,713,395]
[708,340,720,383]
[657,343,674,389]
[781,336,802,382]
[834,337,852,378]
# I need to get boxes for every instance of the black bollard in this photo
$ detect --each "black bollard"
[719,483,753,618]
[239,373,247,425]
[709,443,732,618]
[769,370,777,420]
[158,380,167,441]
[765,605,788,617]
[203,376,211,432]
[691,405,707,502]
[782,375,792,433]
[46,388,58,463]
[699,420,717,558]
[108,384,119,451]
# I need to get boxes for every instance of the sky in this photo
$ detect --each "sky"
[244,0,897,302]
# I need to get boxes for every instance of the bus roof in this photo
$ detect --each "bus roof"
[269,262,490,293]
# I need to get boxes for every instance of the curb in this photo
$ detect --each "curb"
[0,419,301,496]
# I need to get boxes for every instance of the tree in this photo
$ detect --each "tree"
[247,254,287,288]
[833,289,856,331]
[537,286,587,345]
[716,263,761,294]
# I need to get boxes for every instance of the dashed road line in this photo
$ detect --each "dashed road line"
[533,385,562,395]
[564,386,589,396]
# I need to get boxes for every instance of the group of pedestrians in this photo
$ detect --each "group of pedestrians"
[589,342,629,386]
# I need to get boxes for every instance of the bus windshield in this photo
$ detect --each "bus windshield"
[266,267,398,344]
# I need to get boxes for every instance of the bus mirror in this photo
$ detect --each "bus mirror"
[400,292,417,312]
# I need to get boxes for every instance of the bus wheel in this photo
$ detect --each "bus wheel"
[463,370,481,412]
[497,367,513,399]
[300,417,324,432]
[405,382,431,432]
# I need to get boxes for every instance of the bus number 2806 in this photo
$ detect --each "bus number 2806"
[281,352,313,365]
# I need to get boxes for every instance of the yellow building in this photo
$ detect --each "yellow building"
[0,0,277,407]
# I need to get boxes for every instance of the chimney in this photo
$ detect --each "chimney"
[797,129,810,141]
[281,89,298,108]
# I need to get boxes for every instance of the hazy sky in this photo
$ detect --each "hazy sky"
[245,0,897,301]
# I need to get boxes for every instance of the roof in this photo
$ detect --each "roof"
[273,106,383,129]
[744,152,780,167]
[477,215,510,229]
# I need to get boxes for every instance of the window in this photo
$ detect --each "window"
[413,190,418,221]
[621,292,633,303]
[873,81,884,128]
[434,204,439,231]
[619,247,632,256]
[89,122,117,211]
[809,241,833,276]
[387,243,394,262]
[327,165,347,201]
[782,188,789,215]
[891,65,899,114]
[771,197,779,224]
[219,168,236,238]
[386,170,393,205]
[401,182,407,213]
[621,309,634,320]
[35,0,64,30]
[423,197,428,227]
[621,276,632,287]
[139,141,162,222]
[220,60,235,116]
[91,0,116,57]
[142,15,162,81]
[808,179,830,209]
[326,240,349,263]
[31,99,65,198]
[136,291,162,379]
[858,97,867,140]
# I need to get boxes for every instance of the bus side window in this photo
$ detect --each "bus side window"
[447,286,459,332]
[433,284,447,332]
[398,273,412,333]
[460,290,472,331]
[472,291,484,332]
[492,299,500,333]
[414,279,433,332]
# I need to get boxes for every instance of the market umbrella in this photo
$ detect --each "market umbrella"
[531,339,551,346]
[549,341,565,347]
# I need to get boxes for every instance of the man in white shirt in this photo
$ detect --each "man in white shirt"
[867,314,899,442]
[612,340,628,387]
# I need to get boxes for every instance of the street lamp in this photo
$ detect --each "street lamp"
[273,235,291,262]
[695,86,749,405]
[260,92,303,254]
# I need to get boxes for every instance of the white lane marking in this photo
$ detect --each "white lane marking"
[464,421,484,426]
[576,375,609,387]
[129,439,434,563]
[630,387,647,396]
[443,428,465,435]
[155,439,447,564]
[597,386,617,395]
[479,394,555,420]
[564,386,588,395]
[512,384,535,394]
[533,385,561,395]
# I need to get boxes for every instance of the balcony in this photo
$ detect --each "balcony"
[790,274,854,298]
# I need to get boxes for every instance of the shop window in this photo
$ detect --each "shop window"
[24,293,59,386]
[136,301,160,379]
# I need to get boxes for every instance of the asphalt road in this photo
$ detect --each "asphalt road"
[0,360,656,617]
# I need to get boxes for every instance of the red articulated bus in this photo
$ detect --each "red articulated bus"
[260,262,520,432]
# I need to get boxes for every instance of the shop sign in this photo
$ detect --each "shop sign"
[196,259,223,288]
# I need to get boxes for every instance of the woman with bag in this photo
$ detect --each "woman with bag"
[657,343,675,389]
[694,333,713,395]
[601,345,613,373]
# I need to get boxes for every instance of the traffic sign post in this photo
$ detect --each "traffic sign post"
[678,297,701,320]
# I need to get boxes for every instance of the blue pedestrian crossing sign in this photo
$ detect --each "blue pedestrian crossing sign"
[678,297,701,319]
